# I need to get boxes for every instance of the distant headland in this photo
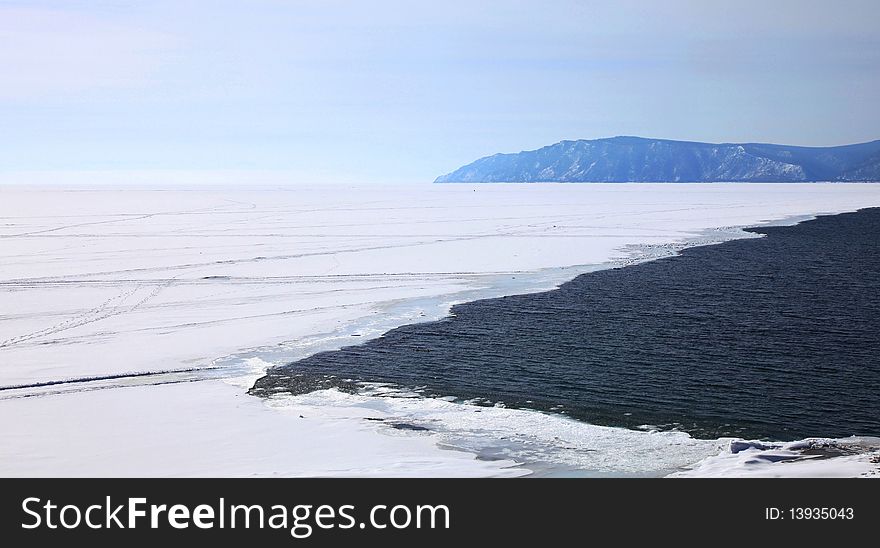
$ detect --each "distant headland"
[435,136,880,183]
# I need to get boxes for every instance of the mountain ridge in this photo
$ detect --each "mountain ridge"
[434,136,880,183]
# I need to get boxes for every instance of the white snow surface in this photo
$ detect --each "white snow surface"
[1,182,879,477]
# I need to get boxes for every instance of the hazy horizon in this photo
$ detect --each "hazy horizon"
[2,0,879,184]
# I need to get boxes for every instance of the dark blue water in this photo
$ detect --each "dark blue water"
[253,208,880,441]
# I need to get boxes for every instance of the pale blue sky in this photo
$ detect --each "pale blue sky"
[1,0,878,183]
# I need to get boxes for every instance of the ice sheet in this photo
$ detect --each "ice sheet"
[670,438,880,478]
[2,182,880,476]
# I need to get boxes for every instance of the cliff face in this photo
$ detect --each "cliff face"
[435,136,880,183]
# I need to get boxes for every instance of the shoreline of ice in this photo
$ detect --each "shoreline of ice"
[213,208,880,479]
[2,183,880,477]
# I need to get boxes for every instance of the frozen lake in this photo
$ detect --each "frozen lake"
[2,183,880,477]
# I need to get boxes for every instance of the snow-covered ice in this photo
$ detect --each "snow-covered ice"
[670,438,880,478]
[2,182,880,477]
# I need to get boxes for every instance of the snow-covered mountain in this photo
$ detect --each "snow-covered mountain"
[434,136,880,182]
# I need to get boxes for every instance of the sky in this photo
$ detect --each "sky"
[1,0,879,184]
